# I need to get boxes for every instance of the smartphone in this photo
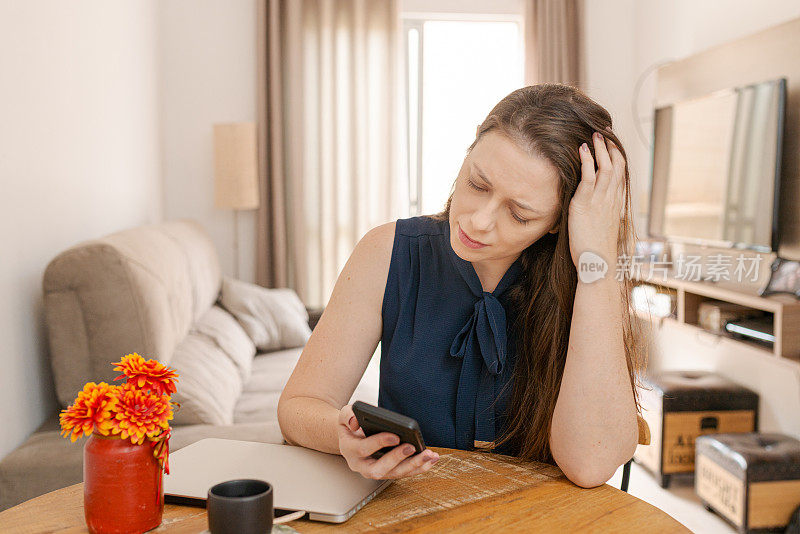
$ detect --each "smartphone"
[351,400,426,460]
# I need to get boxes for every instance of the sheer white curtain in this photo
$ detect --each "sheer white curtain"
[257,0,404,308]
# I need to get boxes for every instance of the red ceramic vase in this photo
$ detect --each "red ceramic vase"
[83,433,163,534]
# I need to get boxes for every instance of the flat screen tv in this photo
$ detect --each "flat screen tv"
[647,77,786,252]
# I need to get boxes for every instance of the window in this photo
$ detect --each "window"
[402,1,525,216]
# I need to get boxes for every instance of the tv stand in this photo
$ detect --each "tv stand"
[632,270,800,361]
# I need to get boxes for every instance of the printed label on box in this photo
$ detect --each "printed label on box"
[696,453,744,527]
[663,410,755,474]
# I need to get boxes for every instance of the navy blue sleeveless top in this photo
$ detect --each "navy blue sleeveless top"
[379,215,523,456]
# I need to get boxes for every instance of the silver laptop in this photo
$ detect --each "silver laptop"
[163,438,392,523]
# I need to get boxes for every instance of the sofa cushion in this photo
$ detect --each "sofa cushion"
[169,307,249,426]
[0,429,82,512]
[234,348,302,424]
[243,348,304,394]
[233,349,381,424]
[190,305,256,383]
[219,277,311,352]
[159,221,223,321]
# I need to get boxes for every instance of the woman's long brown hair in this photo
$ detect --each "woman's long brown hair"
[429,83,648,465]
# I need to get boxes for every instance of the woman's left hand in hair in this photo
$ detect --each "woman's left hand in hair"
[567,128,625,275]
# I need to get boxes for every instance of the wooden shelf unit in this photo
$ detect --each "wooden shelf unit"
[631,271,800,361]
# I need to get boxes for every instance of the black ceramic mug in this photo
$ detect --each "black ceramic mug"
[207,479,273,534]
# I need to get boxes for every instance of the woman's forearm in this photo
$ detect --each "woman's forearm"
[277,396,342,455]
[550,268,639,488]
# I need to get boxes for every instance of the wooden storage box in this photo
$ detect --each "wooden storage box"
[695,432,800,533]
[633,370,759,488]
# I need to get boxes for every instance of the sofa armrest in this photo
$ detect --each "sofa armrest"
[305,306,324,331]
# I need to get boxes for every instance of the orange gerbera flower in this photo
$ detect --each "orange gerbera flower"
[59,382,118,442]
[112,353,179,396]
[111,383,173,445]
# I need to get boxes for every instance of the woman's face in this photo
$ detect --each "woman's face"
[449,131,561,263]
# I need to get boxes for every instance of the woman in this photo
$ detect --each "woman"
[278,84,647,489]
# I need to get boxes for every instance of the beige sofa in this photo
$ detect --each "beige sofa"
[0,219,378,511]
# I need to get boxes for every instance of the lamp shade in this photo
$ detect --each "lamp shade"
[213,122,259,210]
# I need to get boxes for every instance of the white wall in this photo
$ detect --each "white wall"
[582,0,800,234]
[159,0,258,283]
[0,1,162,460]
[581,0,639,224]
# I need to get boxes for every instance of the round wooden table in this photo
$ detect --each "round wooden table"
[0,447,689,533]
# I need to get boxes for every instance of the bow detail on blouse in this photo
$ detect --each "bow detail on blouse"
[445,223,523,451]
[449,293,508,376]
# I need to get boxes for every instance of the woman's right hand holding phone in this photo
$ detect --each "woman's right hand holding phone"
[337,404,440,480]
